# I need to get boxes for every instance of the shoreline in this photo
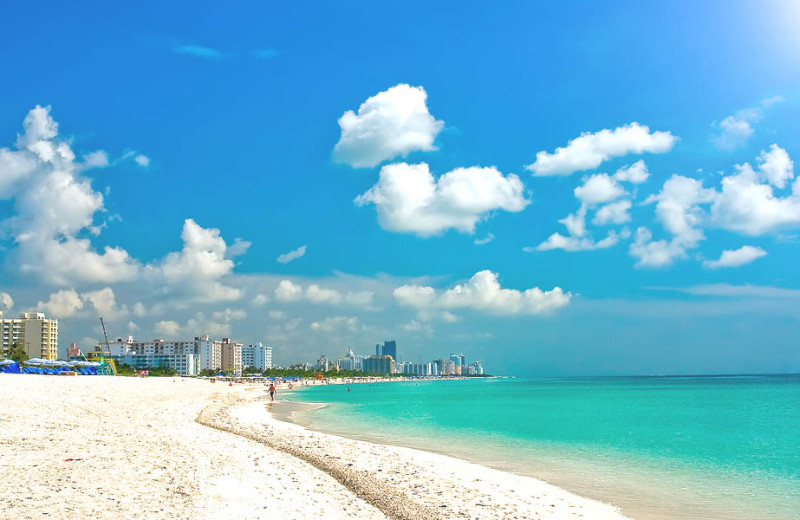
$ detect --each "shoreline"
[225,394,632,520]
[0,374,631,520]
[276,377,795,520]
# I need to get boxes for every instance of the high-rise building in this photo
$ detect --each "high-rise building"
[382,340,397,361]
[241,342,272,371]
[363,355,395,375]
[220,337,243,376]
[0,311,59,360]
[338,348,364,372]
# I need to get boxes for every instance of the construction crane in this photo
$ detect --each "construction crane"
[100,317,111,353]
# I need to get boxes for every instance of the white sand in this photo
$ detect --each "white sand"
[0,375,631,520]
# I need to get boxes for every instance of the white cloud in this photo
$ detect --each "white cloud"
[268,310,286,320]
[0,292,14,310]
[127,321,139,332]
[533,230,626,252]
[306,284,342,304]
[710,146,800,235]
[649,174,717,246]
[132,302,147,317]
[145,219,242,302]
[251,294,270,306]
[526,123,677,176]
[277,245,307,264]
[712,116,754,151]
[574,173,627,205]
[613,160,649,184]
[274,280,303,302]
[173,45,223,59]
[394,270,571,315]
[712,97,784,151]
[355,162,529,236]
[758,144,794,189]
[226,238,251,259]
[629,227,687,268]
[81,287,119,317]
[0,106,140,285]
[134,154,150,167]
[37,289,84,317]
[82,150,109,169]
[593,200,632,226]
[273,279,372,307]
[703,246,767,269]
[474,233,495,245]
[211,308,247,321]
[344,291,374,306]
[333,84,444,168]
[155,320,181,337]
[309,316,360,332]
[558,206,587,237]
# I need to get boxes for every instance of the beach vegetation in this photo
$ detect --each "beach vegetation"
[7,342,28,363]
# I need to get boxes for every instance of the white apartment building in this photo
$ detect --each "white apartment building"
[337,348,364,372]
[241,342,272,371]
[104,335,223,376]
[1,311,59,360]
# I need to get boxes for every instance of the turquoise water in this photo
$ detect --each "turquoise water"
[285,376,800,520]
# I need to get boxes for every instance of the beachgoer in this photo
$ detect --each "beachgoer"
[268,383,276,401]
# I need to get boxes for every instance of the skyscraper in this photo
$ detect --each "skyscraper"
[382,340,397,361]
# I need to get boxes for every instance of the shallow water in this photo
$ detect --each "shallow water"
[285,375,800,520]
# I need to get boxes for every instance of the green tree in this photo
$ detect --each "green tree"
[7,342,28,363]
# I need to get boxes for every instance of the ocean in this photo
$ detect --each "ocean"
[284,375,800,520]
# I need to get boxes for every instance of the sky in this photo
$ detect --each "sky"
[1,0,800,375]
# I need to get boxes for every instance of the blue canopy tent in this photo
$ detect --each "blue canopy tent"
[0,359,20,374]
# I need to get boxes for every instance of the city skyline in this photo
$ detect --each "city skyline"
[1,2,800,376]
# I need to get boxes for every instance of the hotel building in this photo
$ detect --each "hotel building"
[0,311,59,360]
[241,342,272,371]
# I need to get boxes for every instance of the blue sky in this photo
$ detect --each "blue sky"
[1,1,799,375]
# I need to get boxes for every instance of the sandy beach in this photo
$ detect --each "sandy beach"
[0,375,630,520]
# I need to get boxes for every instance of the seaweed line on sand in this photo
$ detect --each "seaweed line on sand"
[195,395,443,520]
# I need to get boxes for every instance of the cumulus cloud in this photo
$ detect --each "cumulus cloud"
[155,320,181,337]
[593,200,632,226]
[613,160,649,184]
[394,270,571,315]
[82,150,109,169]
[277,245,307,264]
[0,106,139,285]
[533,230,626,252]
[710,145,800,235]
[310,316,360,332]
[274,280,373,307]
[703,246,767,269]
[81,287,119,317]
[0,292,14,310]
[526,123,677,177]
[133,154,150,167]
[355,162,529,236]
[629,175,716,267]
[713,116,754,151]
[37,289,84,317]
[251,294,270,306]
[574,173,627,205]
[333,84,444,168]
[144,219,242,302]
[712,97,784,151]
[629,227,688,268]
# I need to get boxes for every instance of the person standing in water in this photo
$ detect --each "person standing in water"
[268,383,276,401]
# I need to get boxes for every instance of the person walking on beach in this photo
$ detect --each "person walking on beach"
[268,383,276,401]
